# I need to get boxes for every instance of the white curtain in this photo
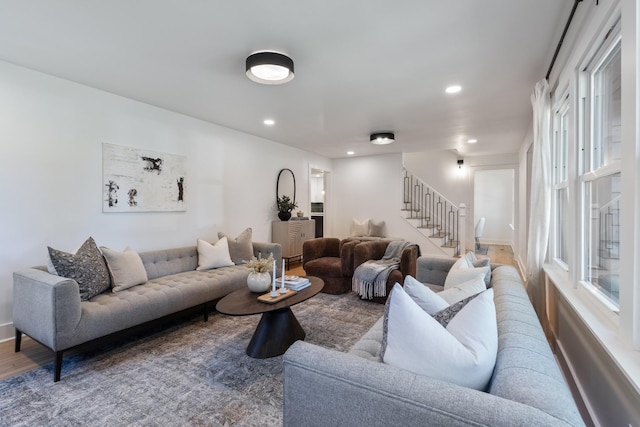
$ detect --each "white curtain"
[526,79,551,320]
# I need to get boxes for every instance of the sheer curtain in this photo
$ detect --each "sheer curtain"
[526,79,551,320]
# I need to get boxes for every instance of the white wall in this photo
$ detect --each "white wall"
[0,60,331,341]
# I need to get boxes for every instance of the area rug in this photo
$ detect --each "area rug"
[0,293,384,427]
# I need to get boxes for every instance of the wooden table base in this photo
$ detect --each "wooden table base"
[246,307,305,358]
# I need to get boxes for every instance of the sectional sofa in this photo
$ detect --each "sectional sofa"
[13,240,281,382]
[283,255,585,426]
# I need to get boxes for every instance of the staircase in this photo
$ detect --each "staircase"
[401,168,461,257]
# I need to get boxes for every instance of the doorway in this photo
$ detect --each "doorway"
[473,169,515,250]
[310,168,329,238]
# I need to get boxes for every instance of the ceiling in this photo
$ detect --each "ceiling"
[0,1,572,159]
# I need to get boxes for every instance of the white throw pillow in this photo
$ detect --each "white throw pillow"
[382,284,497,390]
[444,266,490,289]
[101,246,149,292]
[438,273,486,305]
[463,251,477,265]
[403,275,449,314]
[351,218,370,237]
[196,237,234,270]
[450,255,472,270]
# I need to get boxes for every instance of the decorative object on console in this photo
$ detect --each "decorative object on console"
[277,195,297,221]
[47,236,111,301]
[296,210,304,217]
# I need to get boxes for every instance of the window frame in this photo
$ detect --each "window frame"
[578,24,622,313]
[551,95,570,270]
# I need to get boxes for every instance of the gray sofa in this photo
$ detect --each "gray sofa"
[13,241,281,382]
[283,254,585,426]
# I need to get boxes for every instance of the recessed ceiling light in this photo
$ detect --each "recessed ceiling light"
[467,139,478,144]
[347,151,355,156]
[445,85,462,94]
[263,119,275,126]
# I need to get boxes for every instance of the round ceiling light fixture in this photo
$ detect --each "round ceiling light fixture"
[370,132,395,145]
[445,85,462,94]
[246,51,294,85]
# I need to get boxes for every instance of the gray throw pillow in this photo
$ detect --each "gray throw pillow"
[218,227,253,265]
[48,237,111,301]
[471,258,492,287]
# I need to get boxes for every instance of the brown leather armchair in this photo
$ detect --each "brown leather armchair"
[302,237,360,294]
[353,240,419,304]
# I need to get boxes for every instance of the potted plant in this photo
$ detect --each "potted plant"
[277,195,298,221]
[244,253,275,293]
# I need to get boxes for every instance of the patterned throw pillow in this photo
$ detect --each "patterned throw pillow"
[48,237,111,301]
[218,227,253,265]
[431,293,481,328]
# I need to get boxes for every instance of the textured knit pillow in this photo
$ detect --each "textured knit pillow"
[101,246,149,292]
[196,237,234,270]
[218,227,253,265]
[48,237,111,301]
[381,284,497,390]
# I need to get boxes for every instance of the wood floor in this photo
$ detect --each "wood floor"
[0,244,516,382]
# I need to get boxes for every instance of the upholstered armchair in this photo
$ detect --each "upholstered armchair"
[303,237,360,294]
[353,240,419,304]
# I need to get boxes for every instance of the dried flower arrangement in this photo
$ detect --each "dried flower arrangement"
[243,253,275,273]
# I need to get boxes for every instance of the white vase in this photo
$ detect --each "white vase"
[247,272,272,293]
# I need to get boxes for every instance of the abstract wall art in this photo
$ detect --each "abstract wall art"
[102,143,187,212]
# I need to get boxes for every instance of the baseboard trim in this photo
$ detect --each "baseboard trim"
[0,322,15,343]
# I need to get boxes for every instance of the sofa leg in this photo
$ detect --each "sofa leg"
[203,302,209,322]
[14,329,22,352]
[54,351,63,382]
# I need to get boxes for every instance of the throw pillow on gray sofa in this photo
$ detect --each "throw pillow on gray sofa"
[48,236,111,301]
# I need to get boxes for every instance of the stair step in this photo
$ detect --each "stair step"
[432,232,449,238]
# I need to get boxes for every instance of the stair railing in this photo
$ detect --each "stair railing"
[403,168,460,255]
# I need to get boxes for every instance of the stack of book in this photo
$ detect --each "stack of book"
[280,275,311,291]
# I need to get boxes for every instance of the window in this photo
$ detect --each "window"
[552,99,569,267]
[581,33,622,309]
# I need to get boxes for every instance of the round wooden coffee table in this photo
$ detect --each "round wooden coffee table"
[215,276,324,358]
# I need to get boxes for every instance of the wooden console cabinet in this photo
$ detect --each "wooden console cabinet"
[272,220,315,267]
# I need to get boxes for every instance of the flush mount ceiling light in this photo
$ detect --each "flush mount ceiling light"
[445,85,462,94]
[370,132,395,145]
[246,51,294,85]
[467,138,478,144]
